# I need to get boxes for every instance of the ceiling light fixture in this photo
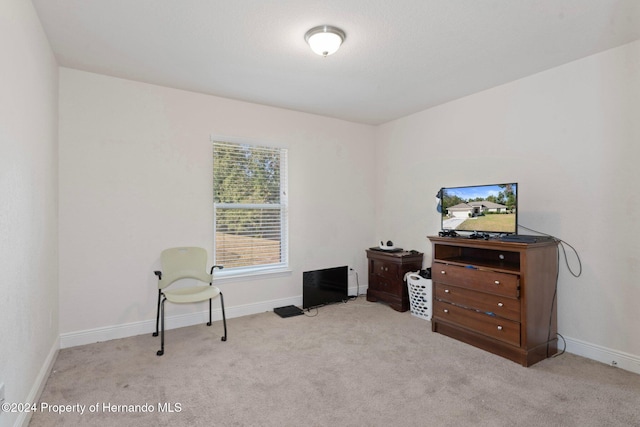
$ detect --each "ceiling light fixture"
[304,25,346,57]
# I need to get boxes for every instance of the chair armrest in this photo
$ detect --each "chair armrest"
[210,265,224,274]
[154,270,162,280]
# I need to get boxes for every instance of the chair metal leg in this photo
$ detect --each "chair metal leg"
[156,291,225,355]
[156,296,166,356]
[220,292,227,342]
[153,289,161,337]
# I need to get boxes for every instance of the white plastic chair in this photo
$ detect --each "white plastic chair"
[153,247,226,356]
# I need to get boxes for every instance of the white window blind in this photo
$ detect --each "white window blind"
[213,140,288,272]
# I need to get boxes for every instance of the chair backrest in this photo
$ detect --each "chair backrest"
[158,247,212,289]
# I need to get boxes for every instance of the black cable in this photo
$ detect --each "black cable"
[558,239,582,278]
[353,270,360,299]
[303,307,319,317]
[346,270,361,301]
[546,246,560,357]
[519,223,581,358]
[518,224,582,277]
[553,333,567,357]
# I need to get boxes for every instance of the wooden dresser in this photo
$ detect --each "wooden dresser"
[366,249,423,312]
[428,236,558,366]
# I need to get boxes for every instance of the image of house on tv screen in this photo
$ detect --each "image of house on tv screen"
[441,183,517,234]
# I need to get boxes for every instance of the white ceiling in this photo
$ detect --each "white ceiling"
[32,0,640,125]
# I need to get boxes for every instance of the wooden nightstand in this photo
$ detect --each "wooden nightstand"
[366,249,423,312]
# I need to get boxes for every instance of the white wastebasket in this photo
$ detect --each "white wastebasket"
[404,272,432,321]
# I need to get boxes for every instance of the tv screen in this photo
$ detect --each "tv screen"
[440,183,518,235]
[303,266,348,309]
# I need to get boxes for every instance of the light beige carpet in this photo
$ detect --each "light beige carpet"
[30,298,640,426]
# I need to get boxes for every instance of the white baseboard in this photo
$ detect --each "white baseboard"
[563,335,640,375]
[17,336,59,427]
[59,298,639,376]
[59,285,369,349]
[59,296,301,349]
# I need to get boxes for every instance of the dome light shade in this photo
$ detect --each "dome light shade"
[305,25,346,57]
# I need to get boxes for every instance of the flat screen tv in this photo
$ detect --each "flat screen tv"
[440,183,518,235]
[303,266,348,309]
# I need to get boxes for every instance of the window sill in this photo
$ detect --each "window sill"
[213,266,292,284]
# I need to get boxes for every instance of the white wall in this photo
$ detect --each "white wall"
[0,1,59,426]
[375,40,640,371]
[50,29,640,374]
[58,69,376,340]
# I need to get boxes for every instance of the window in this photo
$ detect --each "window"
[213,138,288,275]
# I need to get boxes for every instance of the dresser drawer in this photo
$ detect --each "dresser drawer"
[434,283,520,322]
[432,262,519,298]
[434,300,520,347]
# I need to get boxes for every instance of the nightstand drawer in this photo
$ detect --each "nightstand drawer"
[434,300,520,347]
[370,258,400,280]
[434,283,520,322]
[369,274,402,294]
[432,262,519,298]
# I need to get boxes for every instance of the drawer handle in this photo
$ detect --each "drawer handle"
[441,270,446,274]
[444,289,450,293]
[497,302,504,307]
[494,280,500,285]
[497,325,503,331]
[443,309,449,314]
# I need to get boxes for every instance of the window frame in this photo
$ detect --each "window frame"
[211,135,290,279]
